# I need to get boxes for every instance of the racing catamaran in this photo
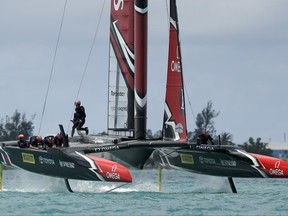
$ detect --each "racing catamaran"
[1,0,288,193]
[0,125,132,192]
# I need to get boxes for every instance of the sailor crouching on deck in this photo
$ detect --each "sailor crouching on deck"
[29,136,44,149]
[43,135,54,149]
[197,131,214,145]
[18,134,28,148]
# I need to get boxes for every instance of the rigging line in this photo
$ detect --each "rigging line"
[179,41,197,127]
[164,0,196,131]
[38,0,68,135]
[164,0,169,43]
[161,0,170,115]
[170,0,196,128]
[163,0,196,130]
[166,0,196,128]
[67,0,106,132]
[176,25,197,128]
[165,0,169,26]
[184,85,197,126]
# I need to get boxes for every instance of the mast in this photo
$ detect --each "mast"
[162,0,187,141]
[134,0,148,139]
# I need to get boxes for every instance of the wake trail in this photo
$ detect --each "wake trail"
[2,168,160,193]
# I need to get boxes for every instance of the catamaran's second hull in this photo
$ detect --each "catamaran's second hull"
[0,146,132,183]
[154,145,288,178]
[82,139,288,178]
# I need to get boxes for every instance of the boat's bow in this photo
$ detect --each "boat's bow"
[249,153,288,178]
[82,154,132,182]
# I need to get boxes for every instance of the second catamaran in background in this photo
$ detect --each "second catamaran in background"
[84,0,288,193]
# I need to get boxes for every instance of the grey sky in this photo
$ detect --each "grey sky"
[0,0,287,145]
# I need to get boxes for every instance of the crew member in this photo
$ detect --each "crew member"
[29,136,38,149]
[71,100,89,137]
[29,136,44,149]
[197,131,214,145]
[18,134,28,148]
[36,136,44,149]
[44,135,54,149]
[54,133,63,147]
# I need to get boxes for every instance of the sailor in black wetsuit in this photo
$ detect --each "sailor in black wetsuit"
[71,100,89,137]
[197,132,214,145]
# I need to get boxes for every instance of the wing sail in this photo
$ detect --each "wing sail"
[163,0,187,141]
[108,0,135,136]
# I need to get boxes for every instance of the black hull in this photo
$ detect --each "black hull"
[154,146,265,178]
[0,146,101,180]
[0,146,132,182]
[83,141,288,178]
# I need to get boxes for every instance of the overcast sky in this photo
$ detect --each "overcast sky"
[0,0,287,145]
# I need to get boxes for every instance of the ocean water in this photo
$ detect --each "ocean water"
[1,168,288,216]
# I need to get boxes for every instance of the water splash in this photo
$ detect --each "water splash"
[2,169,67,193]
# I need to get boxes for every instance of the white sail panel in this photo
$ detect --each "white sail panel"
[108,45,129,133]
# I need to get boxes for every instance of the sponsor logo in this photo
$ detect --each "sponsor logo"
[180,154,194,164]
[22,153,35,164]
[199,156,216,165]
[171,45,181,72]
[195,145,214,151]
[176,45,180,59]
[269,160,284,176]
[112,164,117,172]
[39,156,55,165]
[171,60,181,72]
[94,146,120,152]
[106,164,120,180]
[110,91,125,97]
[114,0,124,11]
[59,160,75,169]
[111,106,127,112]
[220,160,236,167]
[275,161,280,169]
[269,168,284,176]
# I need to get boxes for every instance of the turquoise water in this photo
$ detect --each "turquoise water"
[1,168,288,215]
